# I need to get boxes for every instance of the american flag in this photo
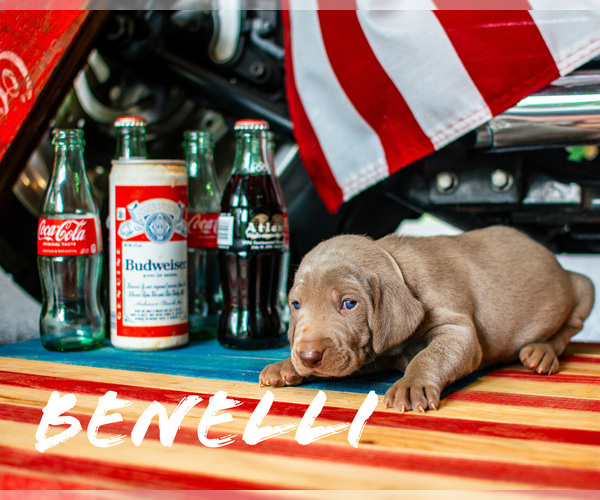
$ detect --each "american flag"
[283,5,600,213]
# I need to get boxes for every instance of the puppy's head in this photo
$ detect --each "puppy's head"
[287,235,424,378]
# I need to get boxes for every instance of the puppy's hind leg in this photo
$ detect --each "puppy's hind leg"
[520,272,595,374]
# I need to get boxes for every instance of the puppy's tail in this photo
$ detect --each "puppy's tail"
[551,271,595,355]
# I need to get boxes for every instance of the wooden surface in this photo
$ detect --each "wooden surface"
[0,339,599,491]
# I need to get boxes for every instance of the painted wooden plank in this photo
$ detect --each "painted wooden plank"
[2,370,588,486]
[2,342,600,490]
[4,356,600,431]
[0,339,486,397]
[4,388,600,465]
[4,357,600,433]
[458,373,600,400]
[1,420,526,490]
[7,399,600,491]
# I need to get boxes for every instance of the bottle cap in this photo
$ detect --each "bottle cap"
[234,119,269,131]
[115,116,147,128]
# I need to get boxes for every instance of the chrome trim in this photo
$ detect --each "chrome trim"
[475,69,600,150]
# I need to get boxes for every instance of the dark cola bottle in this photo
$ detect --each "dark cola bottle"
[217,119,289,349]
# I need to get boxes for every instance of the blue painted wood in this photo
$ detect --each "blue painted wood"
[0,338,483,397]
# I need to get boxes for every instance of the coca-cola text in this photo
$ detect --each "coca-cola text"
[37,218,99,256]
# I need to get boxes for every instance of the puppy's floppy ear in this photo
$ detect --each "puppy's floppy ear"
[286,305,297,345]
[369,267,424,354]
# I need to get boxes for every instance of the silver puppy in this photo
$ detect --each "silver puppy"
[259,226,595,412]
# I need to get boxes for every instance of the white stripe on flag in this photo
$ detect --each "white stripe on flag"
[529,0,600,9]
[529,10,600,76]
[289,1,389,201]
[356,8,492,150]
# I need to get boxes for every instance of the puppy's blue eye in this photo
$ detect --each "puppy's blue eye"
[342,300,357,310]
[291,301,301,310]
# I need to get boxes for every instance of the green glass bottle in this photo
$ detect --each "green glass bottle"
[37,129,106,351]
[184,130,223,340]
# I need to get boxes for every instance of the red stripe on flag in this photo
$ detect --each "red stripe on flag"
[314,0,357,8]
[282,10,344,214]
[3,369,600,446]
[490,369,600,385]
[317,5,434,175]
[434,10,560,115]
[446,390,600,412]
[0,470,102,490]
[0,444,278,490]
[561,355,600,365]
[570,342,600,349]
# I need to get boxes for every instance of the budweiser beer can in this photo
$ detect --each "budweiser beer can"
[109,159,189,350]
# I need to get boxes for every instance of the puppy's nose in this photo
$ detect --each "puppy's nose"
[298,349,323,368]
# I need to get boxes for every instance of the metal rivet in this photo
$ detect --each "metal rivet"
[490,169,513,192]
[435,171,458,194]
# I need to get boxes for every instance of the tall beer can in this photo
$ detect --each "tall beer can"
[109,159,189,350]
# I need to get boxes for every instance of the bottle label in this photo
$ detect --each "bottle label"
[37,217,101,256]
[283,212,290,246]
[188,212,219,249]
[217,211,287,252]
[217,213,235,248]
[113,185,188,338]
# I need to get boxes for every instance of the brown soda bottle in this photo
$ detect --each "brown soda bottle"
[217,119,288,349]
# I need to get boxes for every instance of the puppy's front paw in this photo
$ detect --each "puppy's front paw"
[519,342,559,375]
[384,377,441,413]
[259,358,304,387]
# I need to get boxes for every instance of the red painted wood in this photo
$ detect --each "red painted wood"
[3,367,600,448]
[490,369,600,385]
[5,401,600,489]
[446,390,600,412]
[0,470,101,490]
[560,355,600,365]
[0,444,279,490]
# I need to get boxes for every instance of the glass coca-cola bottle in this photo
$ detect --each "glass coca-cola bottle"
[37,129,105,351]
[184,130,222,340]
[217,119,288,349]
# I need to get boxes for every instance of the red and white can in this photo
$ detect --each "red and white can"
[109,159,188,350]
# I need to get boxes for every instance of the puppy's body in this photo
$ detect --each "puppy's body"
[260,226,595,411]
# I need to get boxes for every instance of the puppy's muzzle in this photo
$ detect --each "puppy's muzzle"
[298,348,325,368]
[293,337,332,373]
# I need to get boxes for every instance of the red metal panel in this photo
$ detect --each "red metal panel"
[0,10,87,165]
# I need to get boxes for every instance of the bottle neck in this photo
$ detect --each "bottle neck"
[232,130,271,176]
[185,140,213,173]
[43,130,97,215]
[184,132,221,212]
[115,127,148,159]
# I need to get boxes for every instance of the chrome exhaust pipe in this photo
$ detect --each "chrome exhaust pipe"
[475,69,600,150]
